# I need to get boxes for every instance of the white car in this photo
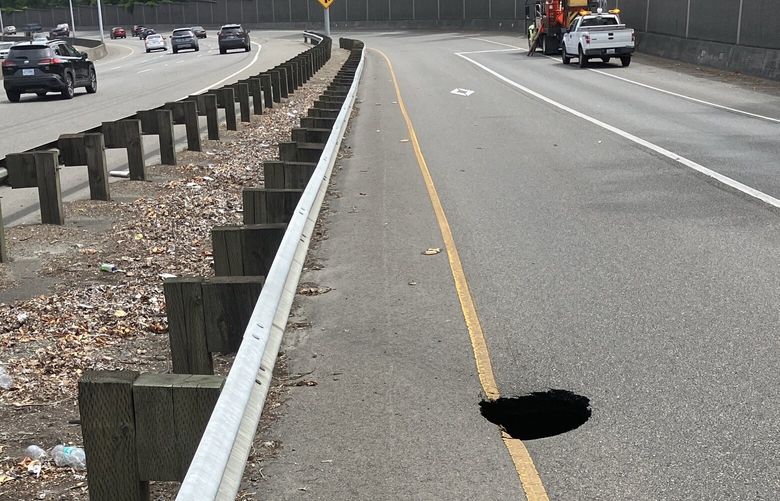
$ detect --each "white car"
[32,33,49,44]
[144,34,166,53]
[0,42,14,59]
[2,26,15,35]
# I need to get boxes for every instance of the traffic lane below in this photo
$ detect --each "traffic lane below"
[359,32,780,499]
[0,32,304,157]
[457,45,780,203]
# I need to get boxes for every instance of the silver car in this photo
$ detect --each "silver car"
[144,34,166,53]
[0,42,14,59]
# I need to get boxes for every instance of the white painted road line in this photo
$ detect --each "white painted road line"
[185,42,263,98]
[469,37,780,124]
[137,68,153,74]
[456,52,780,209]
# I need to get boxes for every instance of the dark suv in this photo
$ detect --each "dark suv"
[218,24,250,54]
[171,28,199,53]
[2,41,97,102]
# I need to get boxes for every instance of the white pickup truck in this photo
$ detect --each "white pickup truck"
[561,10,635,68]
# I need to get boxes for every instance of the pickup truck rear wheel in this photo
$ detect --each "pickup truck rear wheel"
[578,46,588,68]
[621,56,631,67]
[562,45,571,65]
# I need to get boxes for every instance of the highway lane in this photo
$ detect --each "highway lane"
[259,31,780,500]
[0,30,311,226]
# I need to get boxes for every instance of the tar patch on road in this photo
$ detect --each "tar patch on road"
[480,390,591,440]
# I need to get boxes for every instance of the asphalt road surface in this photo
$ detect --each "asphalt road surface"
[0,30,310,226]
[258,32,780,500]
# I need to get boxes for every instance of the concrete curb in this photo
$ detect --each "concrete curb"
[638,32,780,81]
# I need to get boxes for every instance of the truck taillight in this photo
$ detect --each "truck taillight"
[632,32,636,42]
[584,34,591,44]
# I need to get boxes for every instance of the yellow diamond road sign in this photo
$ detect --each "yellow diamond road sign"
[318,0,335,8]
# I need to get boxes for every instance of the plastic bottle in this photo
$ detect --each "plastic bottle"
[25,445,46,460]
[51,445,86,469]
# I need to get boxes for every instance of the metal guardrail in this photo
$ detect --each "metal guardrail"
[175,41,365,501]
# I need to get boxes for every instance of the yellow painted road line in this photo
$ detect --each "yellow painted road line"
[372,47,550,501]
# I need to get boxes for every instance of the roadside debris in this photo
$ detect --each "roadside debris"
[422,247,442,255]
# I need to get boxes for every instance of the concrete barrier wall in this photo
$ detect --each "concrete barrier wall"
[4,0,779,79]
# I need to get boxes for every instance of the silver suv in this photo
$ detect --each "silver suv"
[171,28,199,54]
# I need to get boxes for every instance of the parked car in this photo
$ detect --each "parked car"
[144,34,166,53]
[110,27,127,39]
[132,25,145,37]
[190,26,207,38]
[3,26,16,36]
[2,40,97,102]
[217,24,250,54]
[0,42,15,60]
[139,28,157,40]
[49,23,70,38]
[21,23,43,36]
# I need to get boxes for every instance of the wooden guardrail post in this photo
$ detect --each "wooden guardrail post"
[279,141,325,163]
[240,77,264,115]
[84,133,111,201]
[35,151,64,225]
[268,70,282,103]
[78,370,148,501]
[138,109,176,165]
[292,127,331,144]
[263,161,317,189]
[243,188,303,224]
[259,73,274,109]
[207,88,237,131]
[233,82,251,123]
[5,151,64,225]
[163,277,212,375]
[211,224,287,277]
[102,119,146,180]
[133,374,223,481]
[78,371,224,499]
[58,133,111,201]
[163,101,201,152]
[164,276,265,373]
[275,66,289,99]
[185,94,219,141]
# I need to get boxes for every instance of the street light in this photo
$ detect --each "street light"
[96,0,105,43]
[68,0,77,38]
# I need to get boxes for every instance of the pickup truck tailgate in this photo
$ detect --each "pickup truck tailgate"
[585,25,634,50]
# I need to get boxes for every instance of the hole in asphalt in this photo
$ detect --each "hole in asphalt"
[480,389,591,440]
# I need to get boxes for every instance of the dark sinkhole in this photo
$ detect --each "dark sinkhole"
[480,389,591,440]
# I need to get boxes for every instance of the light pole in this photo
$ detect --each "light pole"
[68,0,76,38]
[96,0,105,43]
[0,7,5,37]
[324,6,330,37]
